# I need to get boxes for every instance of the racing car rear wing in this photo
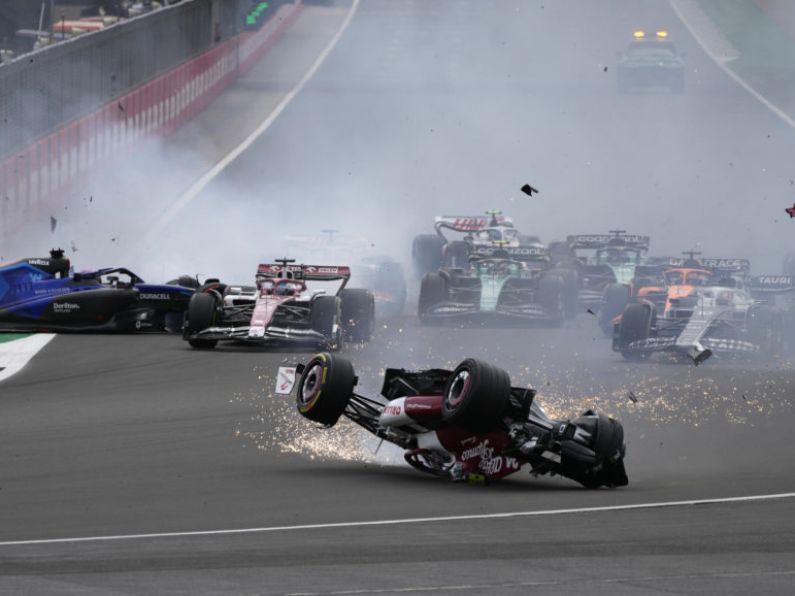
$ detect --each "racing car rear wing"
[566,234,650,251]
[470,245,550,262]
[257,264,352,283]
[434,215,513,233]
[699,258,751,275]
[749,275,795,294]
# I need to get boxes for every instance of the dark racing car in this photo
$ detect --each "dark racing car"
[278,354,628,488]
[418,248,568,327]
[617,30,685,93]
[0,249,194,332]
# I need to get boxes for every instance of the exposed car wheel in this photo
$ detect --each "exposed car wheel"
[548,268,579,319]
[441,358,512,433]
[418,272,448,323]
[186,292,218,349]
[537,275,565,327]
[599,283,630,335]
[340,288,375,342]
[412,234,445,278]
[444,240,470,268]
[375,261,407,315]
[618,302,654,360]
[748,305,779,356]
[296,353,356,426]
[570,411,627,488]
[311,295,341,349]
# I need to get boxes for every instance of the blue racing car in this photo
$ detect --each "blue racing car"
[0,249,195,332]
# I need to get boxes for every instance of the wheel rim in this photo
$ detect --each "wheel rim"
[299,363,324,408]
[446,370,470,410]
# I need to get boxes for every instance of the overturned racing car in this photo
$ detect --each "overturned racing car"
[279,353,628,488]
[183,259,374,350]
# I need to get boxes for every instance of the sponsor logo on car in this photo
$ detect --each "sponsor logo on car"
[139,293,171,300]
[53,302,80,312]
[28,259,50,266]
[383,404,402,416]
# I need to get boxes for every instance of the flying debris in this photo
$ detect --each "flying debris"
[520,184,539,197]
[786,203,795,218]
[50,216,57,233]
[587,308,596,316]
[627,391,638,403]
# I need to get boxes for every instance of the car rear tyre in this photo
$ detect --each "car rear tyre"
[340,289,374,342]
[418,273,448,323]
[296,353,356,426]
[186,292,218,349]
[412,234,445,278]
[444,240,470,268]
[618,302,654,360]
[311,295,341,348]
[599,283,630,335]
[538,275,565,327]
[748,305,780,356]
[548,268,579,319]
[441,358,511,433]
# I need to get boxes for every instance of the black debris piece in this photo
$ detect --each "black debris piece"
[586,308,596,316]
[521,183,539,197]
[627,391,638,404]
[50,216,57,233]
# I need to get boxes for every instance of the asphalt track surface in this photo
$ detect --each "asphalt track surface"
[3,1,795,594]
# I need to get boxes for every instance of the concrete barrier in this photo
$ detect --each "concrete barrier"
[0,1,302,237]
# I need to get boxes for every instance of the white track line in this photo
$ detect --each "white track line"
[145,0,361,240]
[286,570,795,595]
[1,492,793,548]
[0,334,55,384]
[670,0,795,130]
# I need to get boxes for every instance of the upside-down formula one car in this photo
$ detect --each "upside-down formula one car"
[278,353,628,488]
[613,258,792,363]
[183,259,375,350]
[418,249,568,327]
[0,249,194,332]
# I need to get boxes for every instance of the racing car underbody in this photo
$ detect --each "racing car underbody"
[280,354,628,488]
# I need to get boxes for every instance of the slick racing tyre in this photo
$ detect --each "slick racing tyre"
[311,295,341,349]
[441,358,511,433]
[618,302,654,360]
[418,273,448,323]
[599,283,630,335]
[296,353,356,426]
[412,234,445,278]
[186,292,219,349]
[572,411,627,489]
[537,275,565,327]
[443,240,470,268]
[340,289,375,342]
[547,267,579,319]
[748,305,780,356]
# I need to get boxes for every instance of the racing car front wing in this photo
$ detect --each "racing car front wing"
[186,325,334,347]
[423,301,556,324]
